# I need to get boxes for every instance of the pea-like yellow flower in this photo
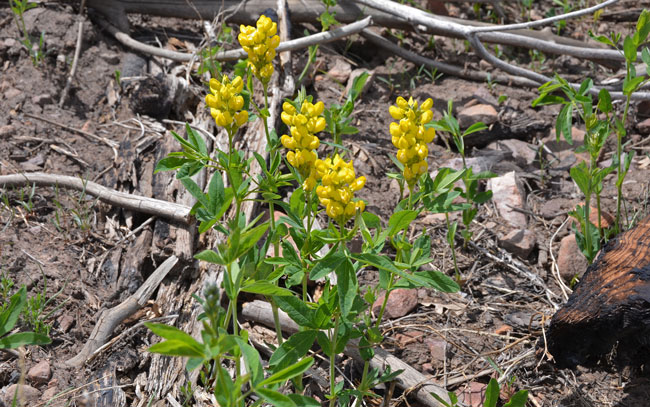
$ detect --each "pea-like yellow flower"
[389,96,435,187]
[281,100,326,191]
[205,75,249,131]
[314,154,366,224]
[238,15,281,84]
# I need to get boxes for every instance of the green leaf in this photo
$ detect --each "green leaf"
[484,378,500,407]
[637,9,650,44]
[207,171,225,215]
[395,270,459,292]
[287,394,320,407]
[463,122,488,136]
[145,323,204,357]
[624,35,638,62]
[155,157,192,173]
[274,296,314,328]
[310,250,348,280]
[446,221,458,247]
[185,123,207,155]
[504,390,529,407]
[361,211,381,229]
[643,48,650,76]
[556,103,573,144]
[148,339,206,357]
[388,210,418,237]
[241,281,294,296]
[235,222,269,259]
[180,177,210,209]
[569,161,591,197]
[258,357,314,387]
[194,249,225,265]
[256,388,296,407]
[623,74,645,95]
[269,330,317,370]
[336,258,358,317]
[0,286,26,337]
[588,31,617,48]
[0,332,51,349]
[597,88,613,114]
[234,337,264,386]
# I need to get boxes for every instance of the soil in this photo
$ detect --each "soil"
[1,1,649,407]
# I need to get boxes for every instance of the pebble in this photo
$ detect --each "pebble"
[544,127,585,151]
[488,171,527,228]
[27,360,51,384]
[0,124,14,138]
[458,103,498,128]
[638,117,650,134]
[495,324,513,335]
[57,314,75,332]
[5,87,21,100]
[345,68,374,99]
[557,234,589,281]
[100,52,120,64]
[1,384,41,407]
[327,58,352,83]
[425,338,448,364]
[488,139,537,168]
[499,229,537,258]
[32,94,53,107]
[372,288,418,319]
[458,381,488,407]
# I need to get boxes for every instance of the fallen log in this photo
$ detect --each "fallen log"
[547,214,650,368]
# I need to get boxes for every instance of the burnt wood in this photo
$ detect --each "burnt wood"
[547,214,650,368]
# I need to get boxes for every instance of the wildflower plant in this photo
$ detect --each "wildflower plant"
[147,14,462,407]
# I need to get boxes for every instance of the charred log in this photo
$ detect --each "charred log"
[547,214,650,368]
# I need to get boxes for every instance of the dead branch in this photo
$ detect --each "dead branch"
[0,173,191,224]
[95,15,372,63]
[59,0,87,107]
[66,255,179,367]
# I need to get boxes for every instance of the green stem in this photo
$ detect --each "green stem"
[445,212,460,282]
[270,297,284,345]
[616,93,632,233]
[329,315,341,407]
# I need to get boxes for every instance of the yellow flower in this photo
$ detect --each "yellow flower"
[314,154,365,224]
[389,96,435,187]
[205,74,248,131]
[238,15,280,84]
[281,99,326,191]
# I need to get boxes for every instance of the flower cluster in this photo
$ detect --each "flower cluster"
[205,75,248,130]
[238,15,281,84]
[389,97,436,187]
[315,154,366,224]
[280,100,326,191]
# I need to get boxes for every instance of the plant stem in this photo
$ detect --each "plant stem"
[329,315,341,407]
[616,93,632,233]
[445,212,461,282]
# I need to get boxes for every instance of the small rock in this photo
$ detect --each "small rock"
[100,52,120,64]
[41,386,57,401]
[20,153,45,171]
[5,87,21,100]
[1,384,41,407]
[458,104,498,128]
[0,124,14,138]
[32,94,53,107]
[27,360,51,384]
[488,139,537,168]
[327,58,352,83]
[458,381,488,407]
[488,171,527,228]
[395,330,423,347]
[420,213,447,225]
[544,127,585,151]
[57,314,75,332]
[421,362,434,372]
[425,338,448,363]
[426,0,448,15]
[638,118,650,134]
[557,234,589,281]
[568,206,615,230]
[345,68,374,99]
[495,324,513,335]
[499,229,537,258]
[372,288,418,319]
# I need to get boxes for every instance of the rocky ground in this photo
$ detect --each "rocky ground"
[1,1,650,406]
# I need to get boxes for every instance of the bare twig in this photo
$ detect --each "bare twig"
[96,15,372,62]
[59,0,87,107]
[66,255,179,367]
[0,173,191,223]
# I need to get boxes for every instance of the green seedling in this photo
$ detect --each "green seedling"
[0,286,51,350]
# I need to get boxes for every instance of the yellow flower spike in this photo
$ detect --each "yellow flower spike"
[396,96,408,109]
[389,105,404,120]
[239,15,280,84]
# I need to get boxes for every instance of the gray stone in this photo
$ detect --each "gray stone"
[488,139,537,168]
[557,234,589,281]
[1,384,41,407]
[638,117,650,134]
[27,360,51,385]
[327,58,352,83]
[0,124,14,138]
[345,68,374,99]
[488,171,527,228]
[458,103,497,128]
[32,94,53,107]
[499,229,537,258]
[372,288,418,319]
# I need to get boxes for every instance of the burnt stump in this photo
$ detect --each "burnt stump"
[547,214,650,368]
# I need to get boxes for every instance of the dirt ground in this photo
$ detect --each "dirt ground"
[1,1,650,406]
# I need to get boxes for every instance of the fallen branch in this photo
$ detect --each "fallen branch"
[0,173,191,224]
[357,0,650,100]
[59,0,87,107]
[95,15,372,63]
[66,255,179,367]
[242,300,450,407]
